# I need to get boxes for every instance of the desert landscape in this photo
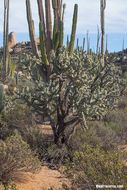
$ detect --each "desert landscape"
[0,0,127,190]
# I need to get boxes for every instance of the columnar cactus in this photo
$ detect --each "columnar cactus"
[0,83,4,112]
[37,0,46,40]
[100,0,106,66]
[45,0,52,53]
[68,4,78,55]
[39,23,49,66]
[26,0,78,77]
[2,0,10,81]
[26,0,39,58]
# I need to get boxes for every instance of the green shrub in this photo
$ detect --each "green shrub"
[0,103,34,141]
[0,133,41,184]
[66,145,127,190]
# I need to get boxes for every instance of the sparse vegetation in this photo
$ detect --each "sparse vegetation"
[0,0,127,189]
[0,133,41,184]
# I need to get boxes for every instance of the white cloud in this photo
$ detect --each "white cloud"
[0,0,127,34]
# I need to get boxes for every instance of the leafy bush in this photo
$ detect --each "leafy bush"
[0,133,41,184]
[66,145,127,190]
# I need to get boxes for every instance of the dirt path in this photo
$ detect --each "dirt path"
[14,166,70,190]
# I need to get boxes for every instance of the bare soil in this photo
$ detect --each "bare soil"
[14,166,70,190]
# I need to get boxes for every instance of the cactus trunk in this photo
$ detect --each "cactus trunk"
[2,0,10,81]
[68,4,78,55]
[100,0,106,66]
[39,23,49,66]
[37,0,46,41]
[26,0,39,58]
[45,0,52,54]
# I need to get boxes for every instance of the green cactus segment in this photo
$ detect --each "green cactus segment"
[45,0,52,53]
[26,0,39,58]
[52,0,59,50]
[39,23,49,65]
[0,83,4,112]
[69,4,78,55]
[37,0,46,40]
[58,20,64,48]
[58,4,66,48]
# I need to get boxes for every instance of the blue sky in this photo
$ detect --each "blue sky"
[0,0,127,34]
[0,0,127,52]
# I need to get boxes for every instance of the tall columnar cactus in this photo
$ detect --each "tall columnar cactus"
[37,0,46,40]
[39,23,49,66]
[58,3,66,48]
[2,0,10,81]
[45,0,52,53]
[68,4,78,55]
[0,83,4,112]
[100,0,106,66]
[26,0,39,58]
[26,0,78,66]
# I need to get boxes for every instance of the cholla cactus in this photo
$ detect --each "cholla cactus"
[18,50,125,144]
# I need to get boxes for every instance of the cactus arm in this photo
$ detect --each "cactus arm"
[45,0,52,53]
[39,23,49,66]
[68,4,78,55]
[58,4,66,48]
[26,0,39,58]
[37,0,47,41]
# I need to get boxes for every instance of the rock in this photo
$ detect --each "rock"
[8,48,13,53]
[8,32,17,49]
[13,46,22,54]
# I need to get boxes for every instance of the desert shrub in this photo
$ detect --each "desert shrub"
[66,145,127,190]
[104,108,127,143]
[67,121,120,152]
[21,126,50,160]
[0,133,41,184]
[0,103,34,140]
[47,144,69,166]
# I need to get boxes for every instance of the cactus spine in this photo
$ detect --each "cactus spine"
[100,0,106,66]
[26,0,39,58]
[68,4,78,55]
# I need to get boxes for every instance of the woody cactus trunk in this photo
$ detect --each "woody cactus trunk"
[100,0,106,66]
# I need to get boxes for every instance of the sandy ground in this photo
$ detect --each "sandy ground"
[13,166,70,190]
